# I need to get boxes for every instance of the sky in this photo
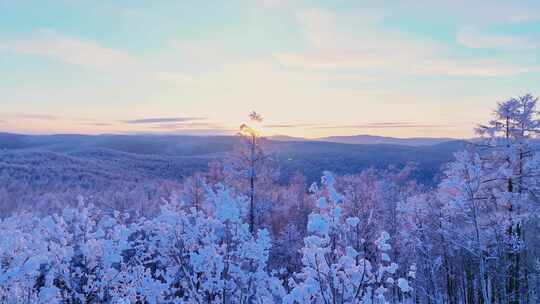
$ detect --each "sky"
[1,0,539,139]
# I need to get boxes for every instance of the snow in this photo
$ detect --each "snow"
[307,213,329,236]
[375,231,392,252]
[398,278,413,293]
[316,197,328,209]
[346,216,360,227]
[2,95,540,303]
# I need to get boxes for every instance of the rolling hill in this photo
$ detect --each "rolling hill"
[0,133,467,185]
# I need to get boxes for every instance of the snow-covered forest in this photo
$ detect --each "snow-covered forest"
[2,95,540,303]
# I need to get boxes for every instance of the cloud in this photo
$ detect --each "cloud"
[0,30,138,72]
[150,122,223,129]
[153,72,198,86]
[295,8,385,48]
[275,51,538,77]
[10,113,114,123]
[127,128,236,136]
[314,123,454,129]
[457,27,540,51]
[257,0,289,6]
[81,122,114,127]
[273,8,540,77]
[123,117,206,124]
[264,123,322,128]
[5,114,114,126]
[13,113,65,120]
[413,59,540,77]
[274,52,386,70]
[398,0,540,25]
[295,8,437,55]
[0,30,209,86]
[167,128,236,135]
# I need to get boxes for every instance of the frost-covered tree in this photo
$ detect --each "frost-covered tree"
[133,184,285,303]
[180,172,207,212]
[395,191,446,303]
[434,94,540,303]
[0,198,142,303]
[0,187,285,304]
[475,94,540,303]
[229,111,277,235]
[439,149,495,304]
[286,172,413,304]
[338,169,382,259]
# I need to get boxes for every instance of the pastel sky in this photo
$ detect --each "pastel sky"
[1,0,540,138]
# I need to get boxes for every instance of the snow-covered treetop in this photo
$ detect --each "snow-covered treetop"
[476,94,540,142]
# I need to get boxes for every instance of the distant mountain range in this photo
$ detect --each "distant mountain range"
[269,134,459,146]
[1,132,460,150]
[0,132,468,187]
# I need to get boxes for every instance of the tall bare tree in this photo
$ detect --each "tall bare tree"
[238,111,267,235]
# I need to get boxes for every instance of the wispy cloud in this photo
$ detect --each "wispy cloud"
[128,128,236,136]
[314,123,455,129]
[274,8,540,77]
[403,0,540,25]
[8,114,109,123]
[81,122,114,127]
[0,29,209,87]
[295,8,385,48]
[457,27,540,51]
[274,51,538,77]
[257,0,289,7]
[274,52,385,70]
[168,128,236,135]
[415,59,540,77]
[264,123,322,128]
[123,117,206,124]
[13,113,65,120]
[0,30,138,72]
[150,122,223,129]
[153,72,198,86]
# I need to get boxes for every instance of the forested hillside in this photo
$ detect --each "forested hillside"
[0,134,465,215]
